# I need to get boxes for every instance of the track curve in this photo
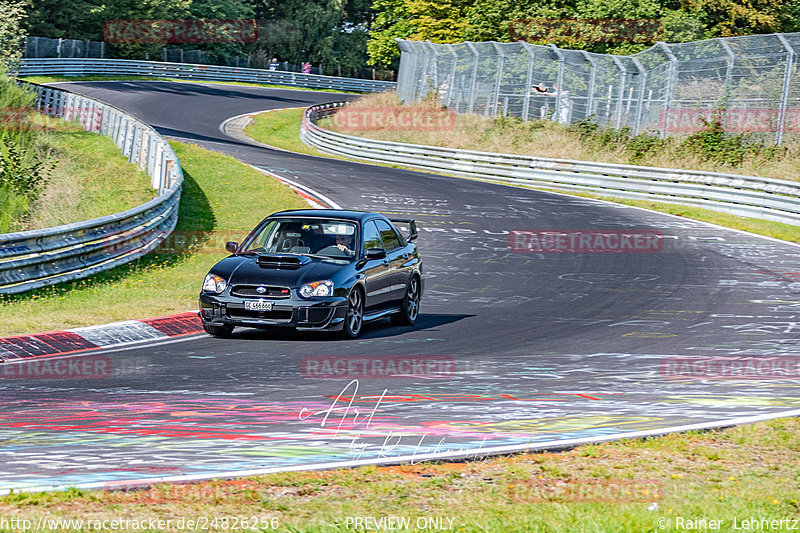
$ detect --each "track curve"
[1,81,799,492]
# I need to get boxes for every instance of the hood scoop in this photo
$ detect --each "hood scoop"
[256,253,310,269]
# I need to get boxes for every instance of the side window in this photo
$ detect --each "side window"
[362,221,384,252]
[375,219,401,251]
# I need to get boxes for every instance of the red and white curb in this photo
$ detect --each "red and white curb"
[0,311,203,362]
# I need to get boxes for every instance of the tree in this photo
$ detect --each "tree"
[249,0,371,72]
[367,0,470,67]
[0,0,27,70]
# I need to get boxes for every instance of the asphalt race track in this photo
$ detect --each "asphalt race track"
[1,81,799,492]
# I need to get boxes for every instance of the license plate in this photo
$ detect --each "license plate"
[244,300,273,312]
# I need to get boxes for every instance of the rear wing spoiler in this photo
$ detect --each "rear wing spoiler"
[389,218,418,242]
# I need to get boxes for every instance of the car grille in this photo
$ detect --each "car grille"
[230,285,291,298]
[227,308,294,320]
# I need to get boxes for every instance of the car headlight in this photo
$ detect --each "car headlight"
[299,280,334,298]
[202,274,227,294]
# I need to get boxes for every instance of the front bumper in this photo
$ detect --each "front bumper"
[199,293,348,331]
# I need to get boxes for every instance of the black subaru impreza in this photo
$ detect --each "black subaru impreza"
[199,209,423,338]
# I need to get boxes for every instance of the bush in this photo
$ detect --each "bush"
[0,71,54,230]
[678,117,786,166]
[569,118,669,163]
[0,137,49,198]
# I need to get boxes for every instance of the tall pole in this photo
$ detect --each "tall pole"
[631,56,647,135]
[491,42,505,117]
[581,51,597,120]
[776,34,795,146]
[611,55,627,129]
[549,44,565,123]
[467,42,480,113]
[521,42,536,121]
[656,41,677,139]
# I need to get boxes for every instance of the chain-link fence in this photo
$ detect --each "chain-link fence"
[23,37,251,68]
[22,36,394,78]
[23,37,107,59]
[396,34,800,145]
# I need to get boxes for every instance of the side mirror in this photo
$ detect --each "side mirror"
[225,241,239,253]
[365,248,387,260]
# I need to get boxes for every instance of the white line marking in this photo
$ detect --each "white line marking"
[252,166,342,210]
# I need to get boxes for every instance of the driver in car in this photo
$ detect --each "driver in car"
[335,233,355,256]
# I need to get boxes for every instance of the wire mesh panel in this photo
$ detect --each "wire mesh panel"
[396,33,800,144]
[23,37,104,58]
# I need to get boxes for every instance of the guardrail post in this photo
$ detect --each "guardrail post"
[111,111,120,147]
[123,119,134,157]
[98,104,108,135]
[631,57,647,135]
[153,142,164,188]
[137,126,148,169]
[776,34,795,146]
[656,42,677,139]
[467,42,480,113]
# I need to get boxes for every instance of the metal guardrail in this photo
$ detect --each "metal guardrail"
[18,58,396,93]
[301,102,800,226]
[0,83,182,295]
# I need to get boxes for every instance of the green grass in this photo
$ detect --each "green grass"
[0,417,797,531]
[243,107,320,156]
[20,129,155,231]
[244,108,800,245]
[19,75,358,94]
[0,141,307,336]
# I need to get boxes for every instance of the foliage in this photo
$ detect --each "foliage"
[569,114,788,167]
[0,0,27,70]
[248,0,371,73]
[678,117,786,166]
[570,118,669,163]
[367,0,800,67]
[0,137,49,199]
[0,71,54,231]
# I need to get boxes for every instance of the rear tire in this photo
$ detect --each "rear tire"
[203,323,234,337]
[391,276,420,326]
[341,288,364,338]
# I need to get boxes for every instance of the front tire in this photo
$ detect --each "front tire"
[341,288,364,338]
[391,276,420,326]
[203,323,234,337]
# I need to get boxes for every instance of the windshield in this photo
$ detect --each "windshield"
[240,218,358,259]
